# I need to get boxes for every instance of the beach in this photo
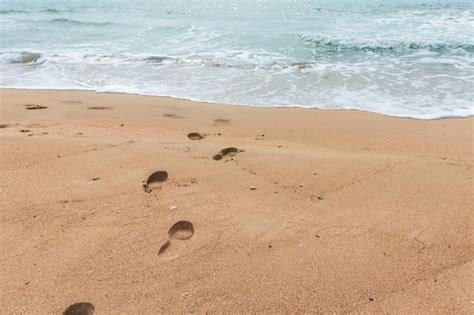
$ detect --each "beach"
[1,88,473,313]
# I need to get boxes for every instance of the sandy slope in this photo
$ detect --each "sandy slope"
[1,89,473,314]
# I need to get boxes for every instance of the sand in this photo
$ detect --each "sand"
[1,88,473,314]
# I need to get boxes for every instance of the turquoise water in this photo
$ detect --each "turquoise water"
[1,0,473,118]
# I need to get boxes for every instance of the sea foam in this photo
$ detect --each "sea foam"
[0,0,473,119]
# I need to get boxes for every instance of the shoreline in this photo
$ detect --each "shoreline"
[1,88,473,313]
[2,87,472,121]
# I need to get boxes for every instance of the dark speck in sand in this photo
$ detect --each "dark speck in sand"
[87,106,113,110]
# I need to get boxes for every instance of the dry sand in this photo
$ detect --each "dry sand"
[1,88,473,314]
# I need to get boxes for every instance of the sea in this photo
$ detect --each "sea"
[1,0,473,119]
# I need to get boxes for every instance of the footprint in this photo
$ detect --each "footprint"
[187,132,206,140]
[163,113,184,119]
[87,106,113,110]
[25,104,47,110]
[213,118,230,126]
[143,171,168,193]
[63,302,94,315]
[25,123,47,128]
[61,100,83,104]
[0,124,9,128]
[159,221,194,259]
[213,147,240,160]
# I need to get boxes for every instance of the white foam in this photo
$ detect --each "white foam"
[1,0,473,119]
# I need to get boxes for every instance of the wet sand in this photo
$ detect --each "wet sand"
[1,88,473,314]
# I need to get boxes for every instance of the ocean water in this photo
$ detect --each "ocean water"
[1,0,473,119]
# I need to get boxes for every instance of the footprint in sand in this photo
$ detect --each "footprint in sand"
[0,124,9,129]
[63,302,94,315]
[24,104,47,110]
[61,100,83,104]
[213,118,230,126]
[143,171,168,193]
[158,221,194,259]
[163,113,184,119]
[213,147,241,160]
[87,106,113,110]
[187,132,206,140]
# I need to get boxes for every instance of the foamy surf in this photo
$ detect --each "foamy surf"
[1,0,473,119]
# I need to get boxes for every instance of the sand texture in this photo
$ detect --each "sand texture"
[1,89,473,314]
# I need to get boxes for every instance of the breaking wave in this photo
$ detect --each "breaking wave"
[49,18,113,27]
[298,34,474,53]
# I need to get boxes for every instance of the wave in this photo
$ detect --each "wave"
[0,8,74,14]
[298,34,474,53]
[0,51,309,70]
[0,52,42,64]
[0,50,319,70]
[41,8,64,13]
[0,9,27,14]
[49,18,113,26]
[1,50,471,120]
[143,56,316,70]
[144,56,175,64]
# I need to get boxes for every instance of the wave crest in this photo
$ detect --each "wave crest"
[298,34,474,53]
[0,9,27,14]
[144,56,175,64]
[49,18,113,26]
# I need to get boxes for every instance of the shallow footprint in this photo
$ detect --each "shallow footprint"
[187,132,206,140]
[213,147,240,160]
[159,221,194,259]
[87,106,113,110]
[143,171,168,193]
[163,113,184,119]
[63,302,94,315]
[214,118,230,126]
[61,100,83,104]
